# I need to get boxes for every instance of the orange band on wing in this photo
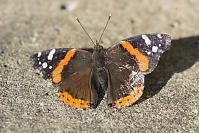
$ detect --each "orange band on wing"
[113,85,144,108]
[52,49,76,83]
[121,41,149,71]
[59,91,90,109]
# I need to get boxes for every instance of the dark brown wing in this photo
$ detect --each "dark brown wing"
[106,44,144,108]
[59,67,98,109]
[31,48,98,109]
[105,34,171,108]
[56,49,100,109]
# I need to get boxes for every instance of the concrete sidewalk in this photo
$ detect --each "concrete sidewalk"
[0,0,199,132]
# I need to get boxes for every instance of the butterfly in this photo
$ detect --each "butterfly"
[30,15,171,109]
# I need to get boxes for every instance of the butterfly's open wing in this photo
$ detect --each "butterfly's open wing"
[30,48,98,109]
[106,34,171,108]
[119,34,171,74]
[30,48,75,80]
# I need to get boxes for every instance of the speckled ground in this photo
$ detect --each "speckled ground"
[0,0,199,132]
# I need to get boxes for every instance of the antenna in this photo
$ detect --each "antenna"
[76,17,95,46]
[98,14,111,45]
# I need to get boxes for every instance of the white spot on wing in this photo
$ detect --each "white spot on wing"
[123,64,131,69]
[147,51,151,55]
[39,61,41,65]
[49,66,52,69]
[48,49,56,60]
[129,71,137,80]
[37,52,41,57]
[119,64,131,71]
[42,62,48,68]
[142,35,151,45]
[152,46,158,52]
[157,34,162,39]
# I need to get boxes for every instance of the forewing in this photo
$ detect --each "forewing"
[107,34,171,74]
[30,48,75,80]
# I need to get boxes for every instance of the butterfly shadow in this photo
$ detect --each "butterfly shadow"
[139,35,199,103]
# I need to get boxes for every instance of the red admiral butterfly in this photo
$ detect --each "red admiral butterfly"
[30,15,171,109]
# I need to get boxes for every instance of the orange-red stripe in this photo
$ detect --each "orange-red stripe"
[121,41,149,71]
[52,49,76,83]
[113,85,144,108]
[59,91,90,109]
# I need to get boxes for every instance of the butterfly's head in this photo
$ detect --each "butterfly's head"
[94,42,104,52]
